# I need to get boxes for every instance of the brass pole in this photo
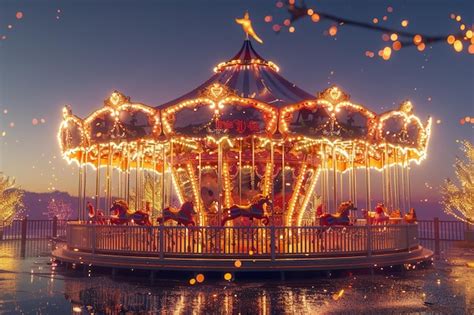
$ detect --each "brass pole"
[95,144,101,212]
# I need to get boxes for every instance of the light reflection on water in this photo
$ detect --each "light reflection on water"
[0,240,472,314]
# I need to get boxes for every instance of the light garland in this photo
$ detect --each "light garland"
[296,168,321,226]
[213,58,280,73]
[222,162,233,208]
[286,163,307,225]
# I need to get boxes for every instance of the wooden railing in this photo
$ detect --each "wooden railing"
[417,218,470,241]
[66,223,419,259]
[0,217,68,241]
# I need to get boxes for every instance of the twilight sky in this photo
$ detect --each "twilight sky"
[0,0,472,203]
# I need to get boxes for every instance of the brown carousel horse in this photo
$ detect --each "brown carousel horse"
[87,202,106,224]
[157,201,196,226]
[109,199,152,226]
[221,195,271,226]
[319,201,356,226]
[404,208,417,223]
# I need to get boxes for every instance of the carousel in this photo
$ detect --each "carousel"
[53,15,433,273]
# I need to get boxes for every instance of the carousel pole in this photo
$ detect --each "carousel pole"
[407,161,412,210]
[135,143,140,212]
[381,150,386,206]
[351,144,356,206]
[198,151,202,224]
[282,142,286,214]
[270,141,275,222]
[394,150,399,211]
[339,170,343,203]
[161,143,166,214]
[319,143,325,212]
[106,143,112,214]
[382,145,388,208]
[348,149,352,203]
[251,137,255,190]
[117,151,121,200]
[169,140,174,207]
[78,152,83,221]
[239,139,242,203]
[82,152,88,221]
[126,144,131,206]
[332,145,337,212]
[324,145,330,213]
[401,152,407,213]
[386,148,392,211]
[217,141,223,225]
[95,144,101,212]
[364,144,370,212]
[152,144,157,221]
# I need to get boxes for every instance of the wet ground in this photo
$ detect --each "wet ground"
[0,240,472,314]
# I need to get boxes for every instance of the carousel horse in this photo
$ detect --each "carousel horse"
[390,209,402,219]
[157,201,196,226]
[373,203,390,225]
[87,202,106,224]
[319,201,356,227]
[221,195,271,226]
[109,199,152,226]
[404,208,417,223]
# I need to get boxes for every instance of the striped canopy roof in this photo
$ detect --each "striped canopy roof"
[158,40,313,109]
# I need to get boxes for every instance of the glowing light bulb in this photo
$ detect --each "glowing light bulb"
[382,47,392,60]
[447,35,456,44]
[453,40,463,52]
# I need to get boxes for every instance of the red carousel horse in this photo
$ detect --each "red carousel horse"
[87,202,106,224]
[156,201,196,226]
[404,208,417,223]
[109,199,152,226]
[319,201,356,226]
[221,195,271,226]
[373,203,390,225]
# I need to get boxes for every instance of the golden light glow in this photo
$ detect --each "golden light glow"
[382,47,392,60]
[224,273,232,281]
[453,40,463,52]
[286,163,307,225]
[196,273,205,283]
[447,35,456,45]
[311,14,320,22]
[413,35,422,45]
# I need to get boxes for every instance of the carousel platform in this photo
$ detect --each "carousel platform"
[52,223,433,273]
[52,244,433,272]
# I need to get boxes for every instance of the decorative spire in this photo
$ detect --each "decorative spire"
[235,11,263,44]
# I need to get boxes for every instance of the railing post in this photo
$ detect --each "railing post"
[52,216,58,238]
[270,226,276,262]
[91,223,96,255]
[159,225,164,260]
[366,225,372,257]
[20,217,28,257]
[433,217,440,255]
[405,224,410,251]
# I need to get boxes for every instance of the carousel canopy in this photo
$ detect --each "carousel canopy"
[58,37,432,173]
[159,40,314,109]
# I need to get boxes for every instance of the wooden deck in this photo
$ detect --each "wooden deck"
[52,222,433,272]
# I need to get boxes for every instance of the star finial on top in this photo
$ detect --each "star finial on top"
[235,11,263,44]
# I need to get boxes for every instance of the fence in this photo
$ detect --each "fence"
[1,217,469,241]
[67,223,419,259]
[0,217,68,241]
